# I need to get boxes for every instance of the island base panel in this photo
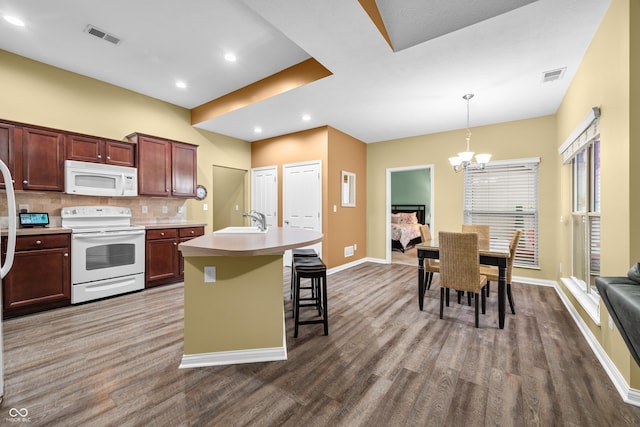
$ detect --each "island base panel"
[183,255,285,358]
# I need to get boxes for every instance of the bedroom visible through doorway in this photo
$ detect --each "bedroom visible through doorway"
[387,166,433,265]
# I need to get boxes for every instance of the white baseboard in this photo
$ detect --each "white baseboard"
[180,346,287,368]
[551,280,640,407]
[327,257,379,275]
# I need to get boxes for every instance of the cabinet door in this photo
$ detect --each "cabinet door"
[0,123,16,189]
[105,140,135,167]
[3,247,71,318]
[22,127,65,191]
[145,238,178,287]
[138,136,171,196]
[172,142,197,197]
[66,134,104,163]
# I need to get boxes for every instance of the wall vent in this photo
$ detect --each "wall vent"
[86,25,121,45]
[542,67,566,83]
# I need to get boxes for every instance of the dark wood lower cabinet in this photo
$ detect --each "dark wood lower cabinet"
[1,226,205,317]
[2,234,71,319]
[146,226,204,288]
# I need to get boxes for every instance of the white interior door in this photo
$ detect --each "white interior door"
[283,161,322,265]
[251,166,278,228]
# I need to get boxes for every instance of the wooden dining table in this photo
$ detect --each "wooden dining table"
[416,239,511,329]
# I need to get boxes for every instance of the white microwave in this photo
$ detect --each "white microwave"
[64,160,138,197]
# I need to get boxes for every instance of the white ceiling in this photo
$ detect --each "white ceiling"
[0,0,610,143]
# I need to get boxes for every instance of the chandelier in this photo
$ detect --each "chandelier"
[448,94,491,172]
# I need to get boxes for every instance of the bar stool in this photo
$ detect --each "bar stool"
[293,256,328,337]
[290,248,317,301]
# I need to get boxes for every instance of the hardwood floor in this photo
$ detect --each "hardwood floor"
[3,262,640,426]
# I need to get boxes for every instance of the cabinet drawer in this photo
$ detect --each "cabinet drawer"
[15,234,70,251]
[179,227,204,238]
[146,228,178,240]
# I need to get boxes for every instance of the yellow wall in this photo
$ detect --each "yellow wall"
[0,49,251,232]
[557,0,640,387]
[367,115,557,281]
[251,126,367,268]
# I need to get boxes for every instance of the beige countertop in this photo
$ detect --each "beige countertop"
[137,222,207,230]
[14,227,71,236]
[179,227,323,257]
[3,222,206,236]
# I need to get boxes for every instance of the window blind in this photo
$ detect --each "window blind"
[464,158,540,268]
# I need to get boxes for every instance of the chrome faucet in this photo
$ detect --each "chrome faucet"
[242,210,267,231]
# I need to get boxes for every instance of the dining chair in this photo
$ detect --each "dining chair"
[419,224,439,290]
[438,231,488,328]
[462,224,491,296]
[480,229,522,315]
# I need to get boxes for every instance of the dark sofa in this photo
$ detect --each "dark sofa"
[595,276,640,367]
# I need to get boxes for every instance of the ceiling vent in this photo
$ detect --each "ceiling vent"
[85,25,121,45]
[542,67,566,83]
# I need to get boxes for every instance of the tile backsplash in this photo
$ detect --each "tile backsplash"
[0,191,187,226]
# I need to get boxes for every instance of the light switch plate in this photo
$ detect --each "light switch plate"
[204,266,216,283]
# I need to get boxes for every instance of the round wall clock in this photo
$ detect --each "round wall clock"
[195,184,207,201]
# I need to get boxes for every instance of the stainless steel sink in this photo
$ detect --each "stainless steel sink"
[213,226,267,234]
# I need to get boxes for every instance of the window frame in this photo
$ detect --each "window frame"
[463,157,540,269]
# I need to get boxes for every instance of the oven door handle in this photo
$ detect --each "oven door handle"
[73,230,146,239]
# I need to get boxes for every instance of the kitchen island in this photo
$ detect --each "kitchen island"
[178,227,323,368]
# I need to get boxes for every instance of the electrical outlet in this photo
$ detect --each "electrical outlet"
[203,204,208,211]
[354,243,357,251]
[162,206,168,214]
[18,204,29,213]
[177,206,184,214]
[141,205,148,214]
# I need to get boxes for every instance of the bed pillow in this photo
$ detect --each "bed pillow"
[392,212,418,224]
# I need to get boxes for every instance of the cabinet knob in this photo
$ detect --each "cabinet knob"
[64,253,69,257]
[190,230,194,234]
[106,156,110,160]
[22,180,28,184]
[160,232,165,236]
[173,242,177,246]
[35,240,42,245]
[98,155,102,158]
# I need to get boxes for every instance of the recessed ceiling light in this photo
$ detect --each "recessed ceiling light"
[224,53,237,62]
[175,81,187,89]
[254,127,262,134]
[3,15,25,27]
[302,114,311,121]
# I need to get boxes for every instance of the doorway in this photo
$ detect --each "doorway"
[211,165,247,231]
[283,160,322,265]
[387,165,433,265]
[250,165,278,228]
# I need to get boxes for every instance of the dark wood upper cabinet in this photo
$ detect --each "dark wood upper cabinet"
[22,127,65,191]
[132,134,172,196]
[128,133,197,197]
[0,122,16,189]
[172,142,197,198]
[105,140,136,167]
[66,134,135,167]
